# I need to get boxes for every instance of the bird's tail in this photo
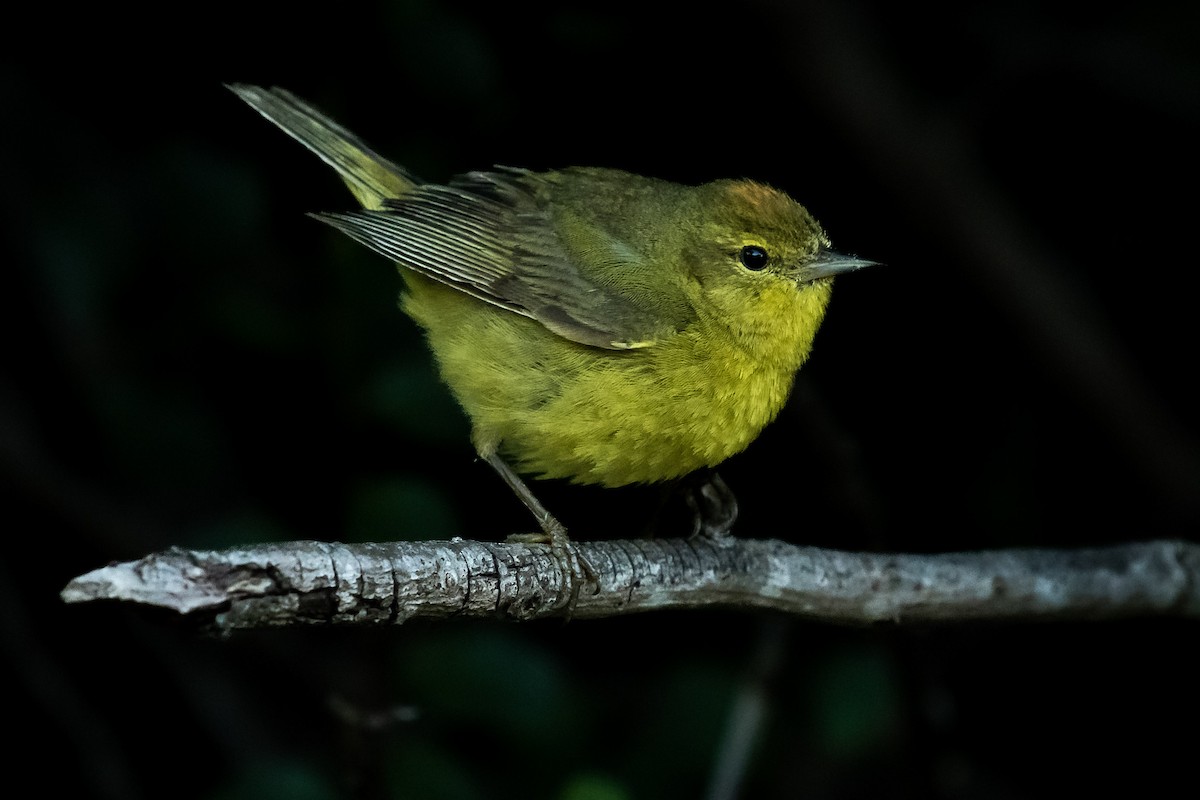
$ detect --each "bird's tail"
[228,84,418,209]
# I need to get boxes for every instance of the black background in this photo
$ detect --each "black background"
[4,2,1198,798]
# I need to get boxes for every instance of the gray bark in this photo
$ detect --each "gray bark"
[60,537,1200,631]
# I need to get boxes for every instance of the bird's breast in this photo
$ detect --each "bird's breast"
[507,295,824,487]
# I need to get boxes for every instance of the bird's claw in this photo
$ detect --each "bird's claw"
[683,470,739,541]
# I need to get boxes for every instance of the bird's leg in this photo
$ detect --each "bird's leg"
[483,452,598,606]
[681,468,739,541]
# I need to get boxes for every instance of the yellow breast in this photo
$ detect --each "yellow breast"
[402,273,832,487]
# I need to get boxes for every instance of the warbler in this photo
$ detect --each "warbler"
[231,84,870,564]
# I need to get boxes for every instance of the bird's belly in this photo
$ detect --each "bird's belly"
[498,336,799,487]
[404,276,811,488]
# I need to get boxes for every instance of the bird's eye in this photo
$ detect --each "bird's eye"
[739,245,770,270]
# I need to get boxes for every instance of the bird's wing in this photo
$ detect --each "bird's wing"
[314,168,690,349]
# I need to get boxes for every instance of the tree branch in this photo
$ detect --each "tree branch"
[60,537,1200,631]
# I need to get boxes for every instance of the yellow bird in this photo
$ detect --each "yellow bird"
[231,85,871,576]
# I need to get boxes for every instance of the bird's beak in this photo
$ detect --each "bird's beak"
[801,249,878,283]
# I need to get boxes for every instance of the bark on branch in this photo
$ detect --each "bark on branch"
[60,537,1200,631]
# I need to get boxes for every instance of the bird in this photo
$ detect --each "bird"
[230,84,872,594]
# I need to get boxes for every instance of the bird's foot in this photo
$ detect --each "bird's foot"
[507,521,598,614]
[682,470,739,541]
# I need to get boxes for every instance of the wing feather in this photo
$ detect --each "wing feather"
[314,170,683,349]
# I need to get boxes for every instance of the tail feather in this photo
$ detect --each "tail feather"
[228,84,418,209]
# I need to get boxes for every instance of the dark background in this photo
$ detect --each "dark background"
[4,2,1198,798]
